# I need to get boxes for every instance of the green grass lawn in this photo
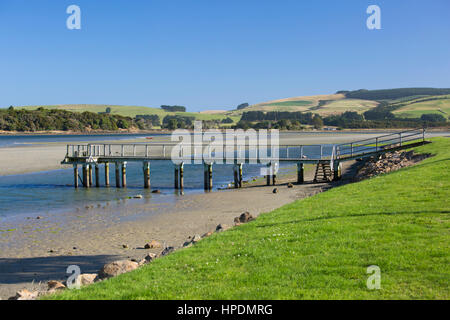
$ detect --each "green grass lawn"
[48,138,449,300]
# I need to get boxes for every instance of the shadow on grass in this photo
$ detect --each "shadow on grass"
[0,254,120,285]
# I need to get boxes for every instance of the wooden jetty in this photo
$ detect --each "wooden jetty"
[61,128,427,189]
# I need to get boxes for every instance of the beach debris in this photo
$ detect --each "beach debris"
[144,240,162,249]
[273,188,278,194]
[98,260,139,279]
[151,190,161,194]
[287,183,294,188]
[234,212,254,226]
[76,273,98,286]
[160,247,175,256]
[133,194,143,199]
[36,216,43,219]
[215,224,229,233]
[8,289,40,300]
[48,249,56,253]
[48,280,66,291]
[122,244,129,249]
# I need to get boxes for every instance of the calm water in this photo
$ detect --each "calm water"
[0,134,336,220]
[0,133,163,148]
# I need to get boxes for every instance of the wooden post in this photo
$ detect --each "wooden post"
[121,162,127,188]
[204,163,209,190]
[88,165,93,187]
[174,165,179,189]
[115,162,120,188]
[238,163,243,188]
[297,163,304,184]
[104,163,110,187]
[333,162,342,181]
[95,164,100,187]
[234,165,239,188]
[73,164,79,188]
[272,162,277,185]
[83,165,90,188]
[143,162,150,189]
[208,163,213,190]
[179,162,184,189]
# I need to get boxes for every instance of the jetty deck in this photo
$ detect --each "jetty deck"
[61,129,427,189]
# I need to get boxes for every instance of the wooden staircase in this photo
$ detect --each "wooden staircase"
[313,162,332,183]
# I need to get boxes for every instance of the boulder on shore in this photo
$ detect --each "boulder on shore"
[160,247,175,256]
[48,280,66,291]
[9,289,39,300]
[144,240,162,249]
[237,211,254,223]
[215,224,229,232]
[98,260,139,279]
[77,273,98,286]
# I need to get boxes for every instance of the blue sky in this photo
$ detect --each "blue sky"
[0,0,449,111]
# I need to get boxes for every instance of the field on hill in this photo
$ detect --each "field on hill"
[16,105,240,124]
[392,95,450,118]
[48,138,449,300]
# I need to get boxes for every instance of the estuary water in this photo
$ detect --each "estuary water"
[1,134,330,220]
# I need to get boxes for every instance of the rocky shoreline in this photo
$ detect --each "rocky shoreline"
[354,150,431,181]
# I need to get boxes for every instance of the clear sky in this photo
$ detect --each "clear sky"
[0,0,449,111]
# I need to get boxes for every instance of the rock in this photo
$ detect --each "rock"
[122,244,129,249]
[183,241,193,248]
[234,217,241,226]
[215,224,229,232]
[202,231,213,238]
[151,190,161,194]
[287,183,294,188]
[48,280,66,291]
[273,188,278,194]
[76,273,98,286]
[144,240,162,249]
[36,216,43,219]
[9,289,39,300]
[138,259,147,266]
[133,194,143,199]
[160,247,175,256]
[237,211,254,223]
[144,253,157,262]
[183,234,201,247]
[98,260,139,279]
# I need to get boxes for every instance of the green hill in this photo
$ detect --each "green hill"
[15,104,239,123]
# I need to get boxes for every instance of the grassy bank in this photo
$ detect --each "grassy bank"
[49,138,449,300]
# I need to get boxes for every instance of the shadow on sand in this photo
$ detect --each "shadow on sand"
[0,254,120,285]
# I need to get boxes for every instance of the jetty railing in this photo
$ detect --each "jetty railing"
[335,128,425,160]
[62,128,427,189]
[65,143,335,162]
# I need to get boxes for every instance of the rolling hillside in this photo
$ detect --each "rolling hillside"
[16,104,240,124]
[232,88,450,120]
[12,88,450,126]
